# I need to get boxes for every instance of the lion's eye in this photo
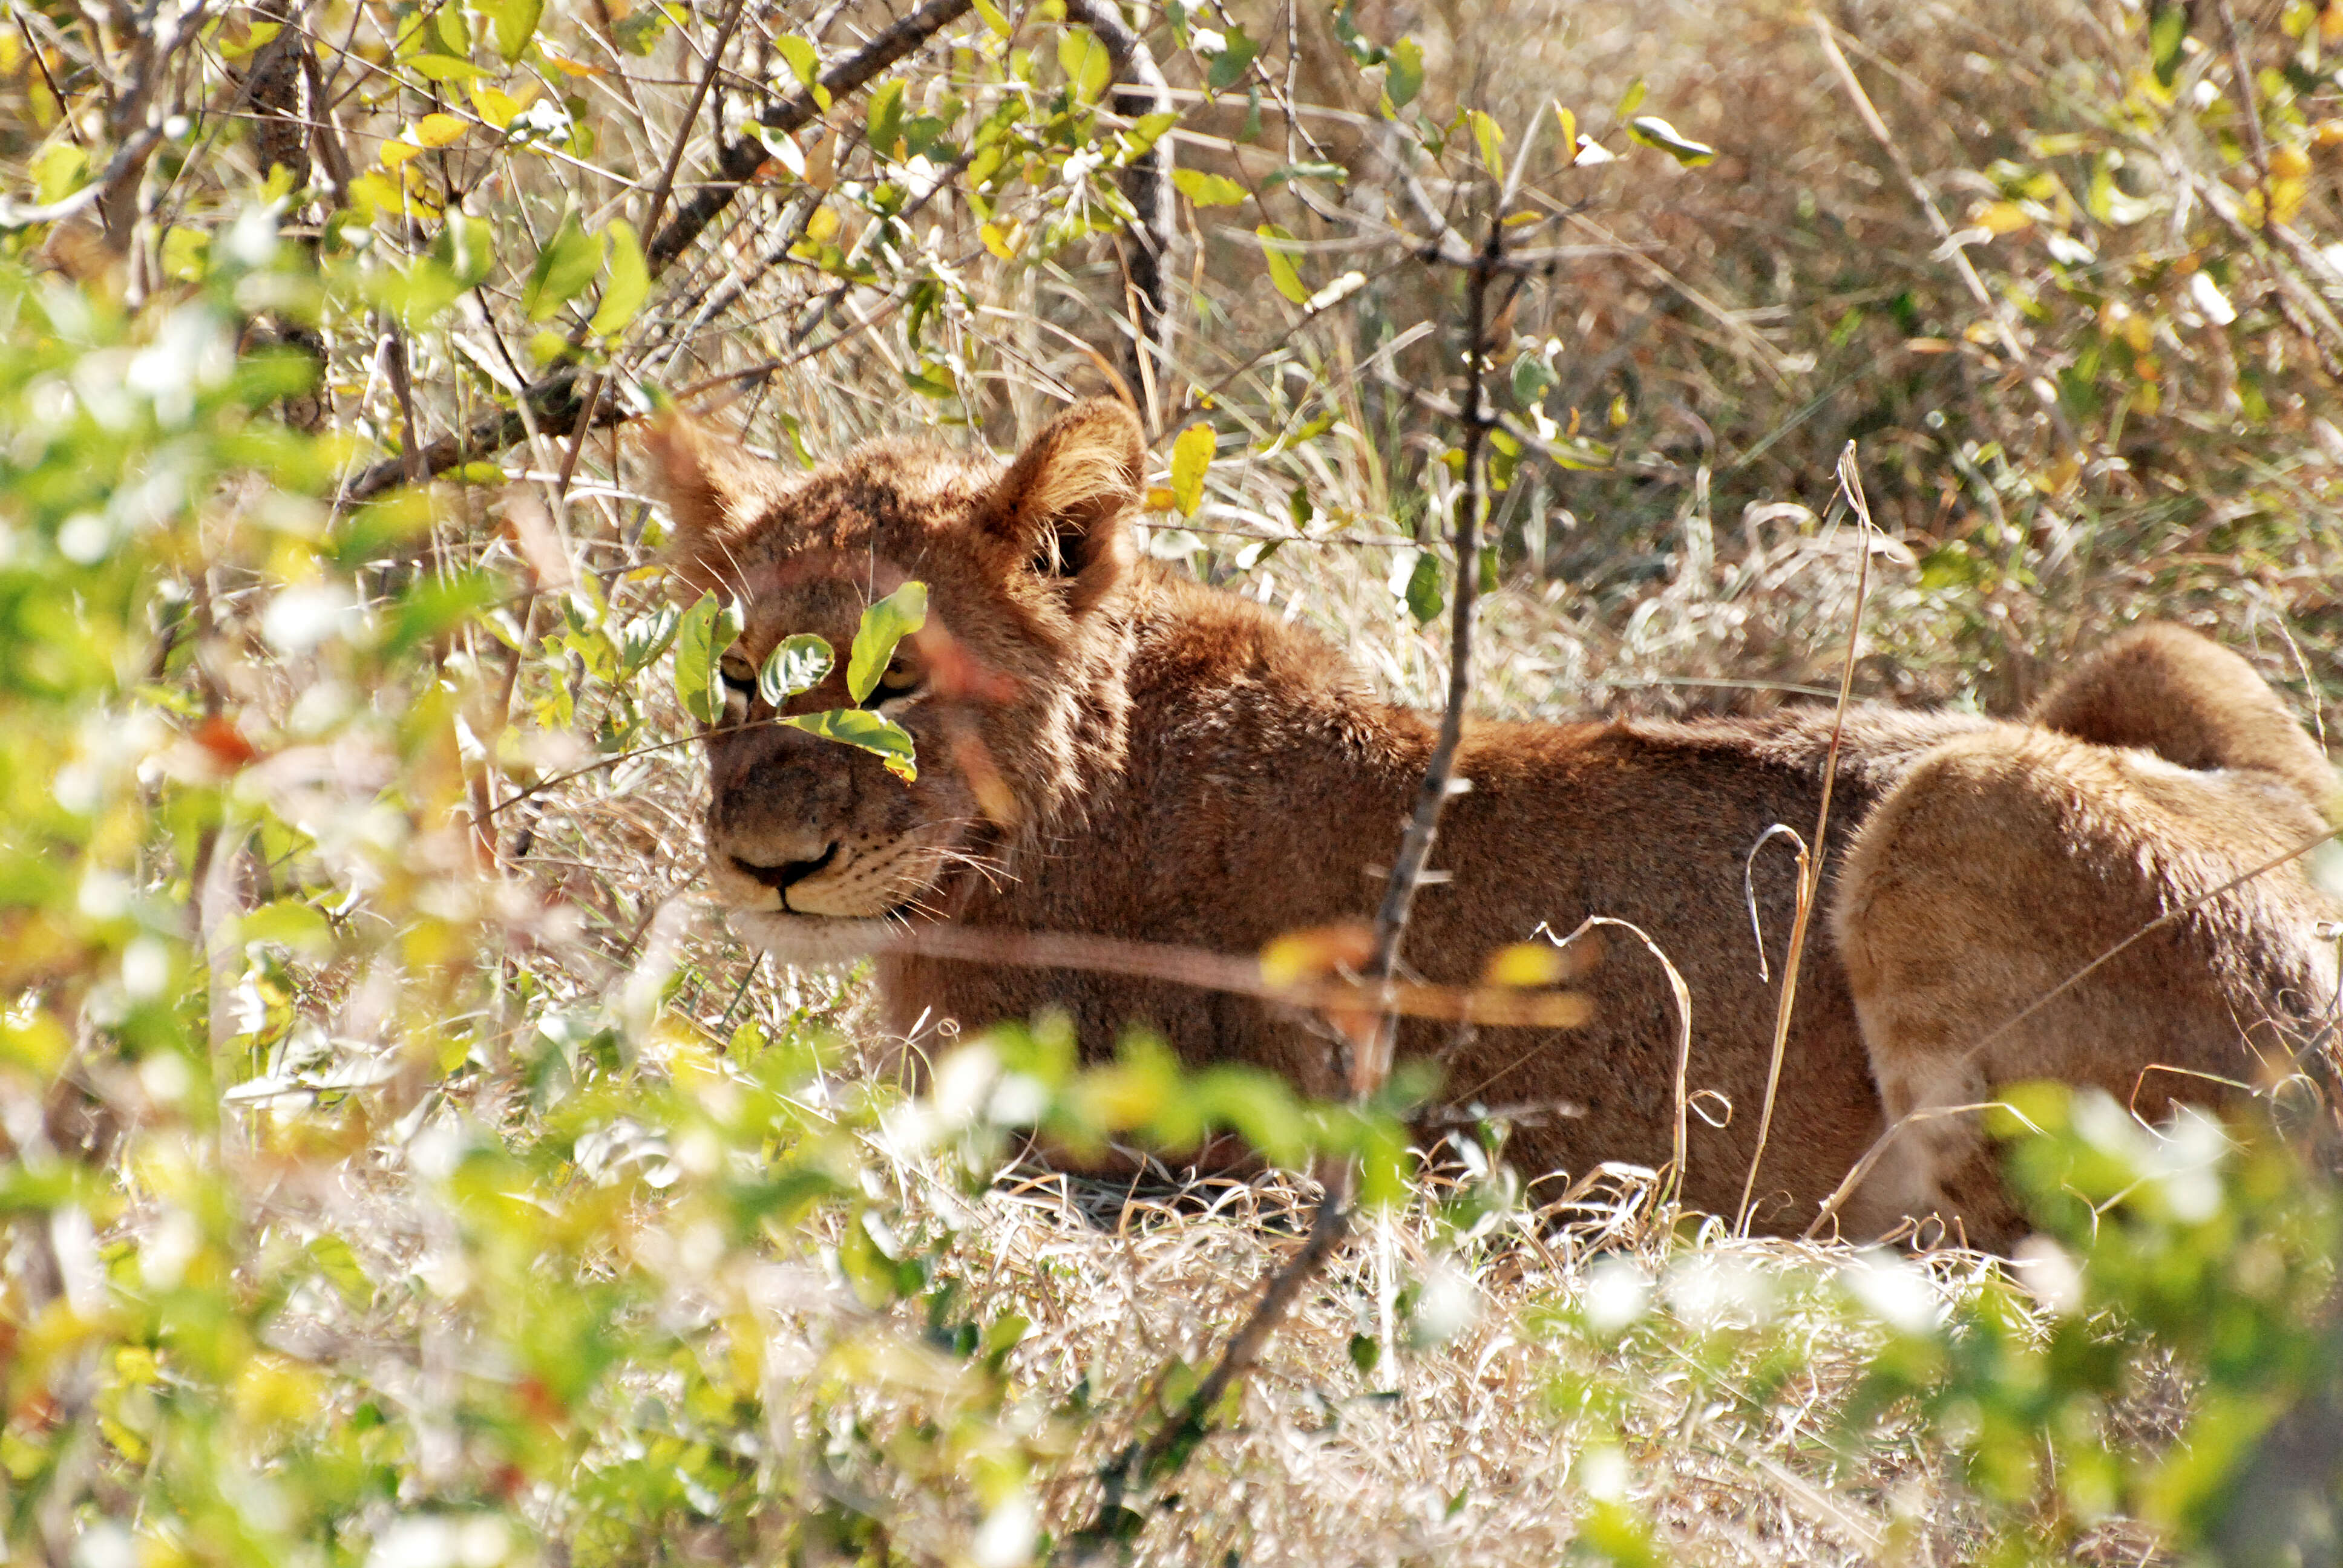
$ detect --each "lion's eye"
[719,651,756,702]
[869,656,924,705]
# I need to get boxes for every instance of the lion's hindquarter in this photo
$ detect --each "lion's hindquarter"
[1412,709,1996,1226]
[1833,727,2342,1242]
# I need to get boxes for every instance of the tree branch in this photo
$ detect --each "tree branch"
[644,0,975,273]
[1064,0,1178,408]
[341,0,975,505]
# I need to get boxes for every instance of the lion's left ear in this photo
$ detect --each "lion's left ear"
[644,413,787,546]
[980,399,1142,612]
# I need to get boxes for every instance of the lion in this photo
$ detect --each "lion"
[652,397,2341,1243]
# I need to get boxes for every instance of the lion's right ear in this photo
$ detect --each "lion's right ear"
[980,399,1143,612]
[644,414,785,547]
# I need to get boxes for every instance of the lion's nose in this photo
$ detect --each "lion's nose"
[731,843,838,891]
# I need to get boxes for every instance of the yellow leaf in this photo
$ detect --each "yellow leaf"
[805,203,841,244]
[542,50,606,76]
[2271,142,2313,178]
[414,112,468,148]
[1260,922,1374,988]
[381,140,426,171]
[1974,200,2033,235]
[468,80,537,129]
[2272,174,2309,225]
[980,221,1017,260]
[1481,941,1571,989]
[1143,485,1175,511]
[1168,422,1215,516]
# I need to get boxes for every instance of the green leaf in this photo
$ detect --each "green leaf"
[1172,168,1250,207]
[776,34,819,87]
[523,207,606,321]
[1058,28,1110,102]
[1169,423,1214,516]
[846,583,928,703]
[903,360,957,398]
[2151,4,2188,87]
[33,143,88,206]
[1383,38,1423,109]
[1615,76,1648,119]
[474,0,543,61]
[1511,353,1556,407]
[1205,25,1260,93]
[382,570,503,657]
[759,633,833,705]
[784,708,918,780]
[159,226,211,283]
[407,53,488,82]
[1256,224,1307,304]
[1403,549,1443,624]
[613,5,670,54]
[431,211,496,290]
[235,900,336,957]
[307,1234,374,1310]
[1469,110,1504,180]
[673,591,744,725]
[1626,115,1715,167]
[867,78,907,160]
[588,219,648,335]
[773,33,831,108]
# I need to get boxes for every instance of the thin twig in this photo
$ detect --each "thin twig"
[1067,127,1522,1553]
[645,0,975,273]
[1734,443,1873,1235]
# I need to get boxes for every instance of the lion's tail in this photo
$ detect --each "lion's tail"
[2029,624,2336,810]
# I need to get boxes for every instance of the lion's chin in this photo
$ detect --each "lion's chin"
[725,909,903,967]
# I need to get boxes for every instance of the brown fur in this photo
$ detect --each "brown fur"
[657,400,2342,1243]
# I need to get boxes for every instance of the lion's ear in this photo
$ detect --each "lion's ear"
[981,399,1142,611]
[645,414,785,545]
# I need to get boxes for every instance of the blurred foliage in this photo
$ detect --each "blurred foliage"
[1541,1085,2343,1568]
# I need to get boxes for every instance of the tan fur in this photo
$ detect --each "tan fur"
[657,400,2342,1243]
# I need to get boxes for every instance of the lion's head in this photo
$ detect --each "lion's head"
[651,399,1146,961]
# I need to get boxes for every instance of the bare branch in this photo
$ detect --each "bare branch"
[339,0,975,504]
[644,0,975,274]
[1064,0,1178,408]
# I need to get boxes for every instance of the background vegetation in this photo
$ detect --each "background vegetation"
[1,0,2341,1561]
